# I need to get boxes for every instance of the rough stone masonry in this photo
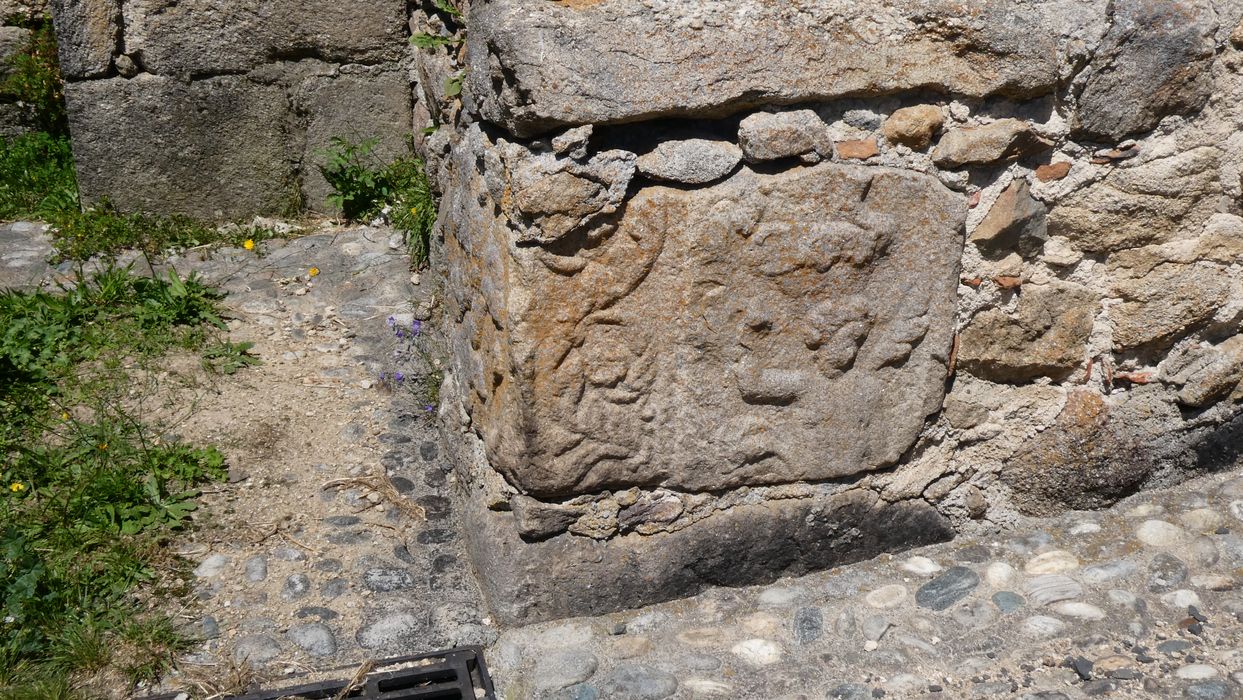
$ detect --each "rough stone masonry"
[51,0,1243,626]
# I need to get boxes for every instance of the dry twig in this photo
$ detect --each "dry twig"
[321,472,426,520]
[332,659,377,700]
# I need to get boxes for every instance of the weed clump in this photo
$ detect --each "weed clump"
[317,137,438,266]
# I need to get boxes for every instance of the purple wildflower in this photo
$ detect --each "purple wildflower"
[411,319,422,336]
[394,371,405,382]
[423,405,436,412]
[386,316,396,327]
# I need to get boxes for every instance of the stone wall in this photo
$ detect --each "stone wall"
[411,0,1243,625]
[44,0,1243,628]
[48,0,416,218]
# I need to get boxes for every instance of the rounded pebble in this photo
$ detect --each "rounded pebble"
[1020,615,1066,638]
[865,584,908,609]
[281,573,311,601]
[1137,520,1190,547]
[1181,509,1226,532]
[1025,550,1080,575]
[1185,680,1234,700]
[682,679,733,696]
[985,562,1016,588]
[287,622,336,657]
[730,639,783,666]
[233,634,281,666]
[1069,522,1102,535]
[598,664,678,699]
[915,566,980,610]
[193,554,229,578]
[792,606,823,644]
[1023,575,1083,606]
[1176,664,1219,680]
[243,555,267,583]
[356,613,421,649]
[533,649,599,691]
[901,556,944,576]
[992,591,1025,613]
[862,615,891,642]
[1082,560,1138,584]
[757,587,801,606]
[1160,589,1202,609]
[1052,602,1105,620]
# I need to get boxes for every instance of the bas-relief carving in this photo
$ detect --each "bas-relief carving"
[472,162,967,499]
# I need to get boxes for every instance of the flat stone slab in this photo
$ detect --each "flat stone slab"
[466,0,1106,136]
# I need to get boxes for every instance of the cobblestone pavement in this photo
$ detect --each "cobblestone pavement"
[5,222,1243,699]
[0,222,491,696]
[487,468,1243,699]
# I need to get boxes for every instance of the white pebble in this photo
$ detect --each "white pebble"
[1068,522,1101,535]
[1024,550,1080,575]
[1020,615,1066,638]
[1180,508,1226,532]
[901,556,943,576]
[865,584,908,609]
[1175,664,1218,680]
[731,639,783,666]
[758,587,802,606]
[1229,500,1243,523]
[193,554,229,578]
[1053,602,1106,620]
[985,562,1016,588]
[1136,519,1189,548]
[1160,589,1202,609]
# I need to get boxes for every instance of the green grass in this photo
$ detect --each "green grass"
[0,267,234,698]
[317,136,438,266]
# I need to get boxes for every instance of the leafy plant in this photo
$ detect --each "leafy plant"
[410,1,465,52]
[317,137,439,266]
[443,71,464,98]
[410,32,461,49]
[431,0,462,18]
[317,137,388,220]
[1,18,66,135]
[203,340,260,375]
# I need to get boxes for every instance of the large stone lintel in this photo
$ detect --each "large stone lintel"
[465,0,1107,137]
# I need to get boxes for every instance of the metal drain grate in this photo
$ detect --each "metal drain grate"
[145,646,495,700]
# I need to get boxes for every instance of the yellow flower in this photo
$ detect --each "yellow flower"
[308,267,320,277]
[9,483,24,493]
[98,443,108,451]
[61,412,69,420]
[243,239,255,251]
[410,207,418,216]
